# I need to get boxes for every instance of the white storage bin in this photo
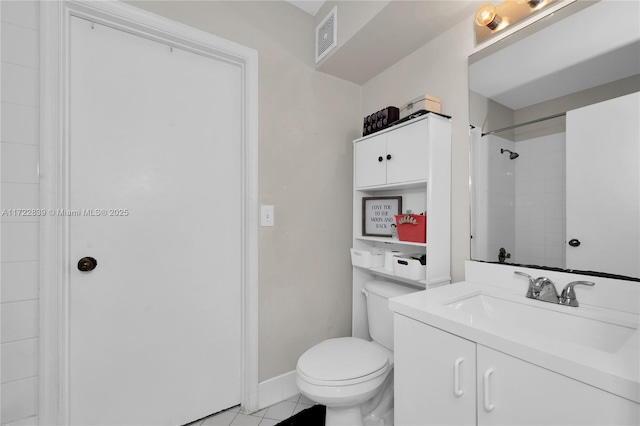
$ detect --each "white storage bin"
[393,254,426,280]
[350,248,384,268]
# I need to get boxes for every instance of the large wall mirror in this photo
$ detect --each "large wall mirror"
[469,0,640,281]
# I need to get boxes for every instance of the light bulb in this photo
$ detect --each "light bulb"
[475,3,502,30]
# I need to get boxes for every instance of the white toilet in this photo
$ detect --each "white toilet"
[296,280,418,426]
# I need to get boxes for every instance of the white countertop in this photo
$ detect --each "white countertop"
[389,281,640,403]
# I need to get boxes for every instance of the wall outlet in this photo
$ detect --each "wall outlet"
[261,205,274,227]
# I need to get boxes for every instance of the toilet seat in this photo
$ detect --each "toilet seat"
[297,337,389,387]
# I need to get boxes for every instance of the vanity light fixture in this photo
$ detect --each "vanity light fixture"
[526,0,547,9]
[474,0,558,44]
[475,3,503,30]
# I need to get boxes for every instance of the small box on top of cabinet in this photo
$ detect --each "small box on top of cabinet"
[400,94,441,119]
[362,106,400,136]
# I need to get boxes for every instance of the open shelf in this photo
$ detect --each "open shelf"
[355,236,427,248]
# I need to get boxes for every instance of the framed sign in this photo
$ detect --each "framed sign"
[362,196,402,237]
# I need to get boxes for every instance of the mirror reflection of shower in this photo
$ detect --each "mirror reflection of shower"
[500,148,519,159]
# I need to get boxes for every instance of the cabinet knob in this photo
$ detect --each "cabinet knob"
[386,154,392,160]
[568,238,581,247]
[378,156,384,162]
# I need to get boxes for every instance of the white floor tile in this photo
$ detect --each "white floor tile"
[201,410,238,426]
[292,403,312,415]
[263,401,296,421]
[229,413,261,426]
[258,418,279,426]
[249,408,267,417]
[285,394,300,403]
[297,394,314,405]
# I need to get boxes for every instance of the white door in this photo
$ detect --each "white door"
[69,17,242,425]
[566,92,640,278]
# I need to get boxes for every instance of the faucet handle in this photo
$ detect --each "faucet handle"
[515,271,536,298]
[560,281,595,307]
[514,271,534,285]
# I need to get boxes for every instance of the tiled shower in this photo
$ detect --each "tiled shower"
[1,1,41,424]
[473,132,566,268]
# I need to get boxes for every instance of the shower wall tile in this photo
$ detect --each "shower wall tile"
[1,183,40,222]
[1,2,41,424]
[1,300,39,343]
[515,133,566,268]
[0,63,39,107]
[1,103,40,145]
[1,21,39,69]
[1,338,38,383]
[1,1,39,30]
[1,143,39,184]
[1,261,39,303]
[1,223,39,262]
[0,377,38,424]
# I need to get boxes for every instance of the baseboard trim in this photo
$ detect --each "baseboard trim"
[258,371,299,410]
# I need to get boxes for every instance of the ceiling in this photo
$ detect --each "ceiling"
[469,0,640,110]
[287,0,325,16]
[286,0,480,85]
[315,1,480,84]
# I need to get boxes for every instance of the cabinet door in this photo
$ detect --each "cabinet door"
[354,133,387,188]
[386,119,429,185]
[477,345,640,425]
[394,315,476,426]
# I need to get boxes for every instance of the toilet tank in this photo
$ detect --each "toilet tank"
[364,280,419,350]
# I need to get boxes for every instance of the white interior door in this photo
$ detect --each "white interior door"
[566,92,640,278]
[69,17,242,425]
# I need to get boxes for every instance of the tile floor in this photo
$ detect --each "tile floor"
[187,394,316,426]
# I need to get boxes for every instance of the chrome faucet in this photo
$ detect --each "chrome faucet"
[514,272,595,307]
[559,280,596,307]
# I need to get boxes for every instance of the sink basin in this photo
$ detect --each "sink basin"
[446,294,638,354]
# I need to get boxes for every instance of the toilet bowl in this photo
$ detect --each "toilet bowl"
[296,280,418,426]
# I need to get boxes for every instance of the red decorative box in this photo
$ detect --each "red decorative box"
[395,214,426,243]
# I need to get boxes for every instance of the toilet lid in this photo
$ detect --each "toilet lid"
[297,337,389,383]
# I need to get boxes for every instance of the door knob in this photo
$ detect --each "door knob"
[568,239,581,247]
[77,256,98,272]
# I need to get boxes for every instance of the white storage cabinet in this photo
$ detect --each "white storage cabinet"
[351,114,451,339]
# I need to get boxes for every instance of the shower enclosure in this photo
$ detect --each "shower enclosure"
[470,122,567,268]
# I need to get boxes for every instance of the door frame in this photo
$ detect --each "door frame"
[39,1,259,423]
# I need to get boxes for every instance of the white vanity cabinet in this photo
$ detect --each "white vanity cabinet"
[351,114,451,339]
[394,314,476,425]
[394,314,640,426]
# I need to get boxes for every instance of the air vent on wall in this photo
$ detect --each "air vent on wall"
[316,6,337,63]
